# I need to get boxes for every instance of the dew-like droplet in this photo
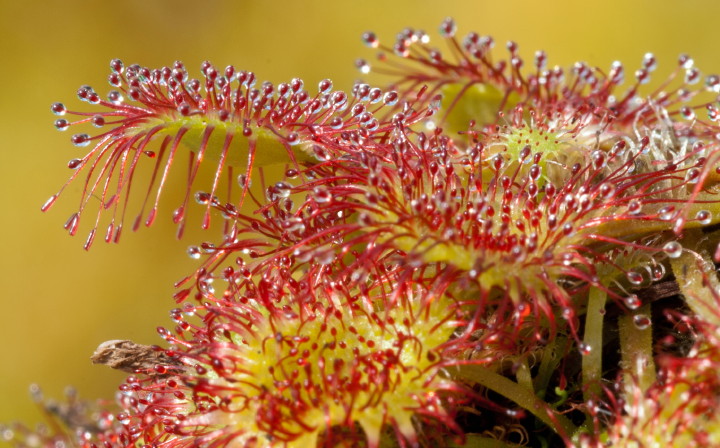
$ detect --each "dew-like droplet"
[290,77,304,93]
[51,102,66,115]
[579,343,592,356]
[680,106,695,120]
[438,17,457,38]
[54,118,69,131]
[696,210,712,225]
[67,158,82,169]
[623,294,641,310]
[635,68,650,85]
[591,150,606,169]
[182,303,196,316]
[108,73,122,87]
[522,164,539,182]
[611,139,627,156]
[237,174,251,188]
[658,205,675,221]
[679,53,694,69]
[706,74,720,92]
[361,31,379,48]
[187,246,202,259]
[286,132,300,145]
[368,87,382,104]
[685,167,701,184]
[331,91,348,109]
[330,116,343,129]
[71,134,91,147]
[314,187,332,203]
[318,79,333,95]
[108,90,124,104]
[355,58,371,74]
[194,191,211,205]
[275,182,292,198]
[652,264,666,281]
[547,214,557,230]
[87,91,100,105]
[708,105,719,122]
[356,83,371,101]
[627,199,642,215]
[598,183,615,199]
[77,85,91,101]
[627,270,644,286]
[685,67,700,85]
[383,91,399,106]
[663,241,683,259]
[608,61,625,85]
[633,314,651,330]
[110,58,124,74]
[643,52,657,72]
[518,144,531,161]
[92,115,105,127]
[117,413,131,425]
[492,154,504,171]
[177,103,191,116]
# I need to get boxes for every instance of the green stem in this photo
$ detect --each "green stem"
[582,287,607,401]
[515,357,534,395]
[618,303,656,393]
[533,335,567,398]
[450,364,577,438]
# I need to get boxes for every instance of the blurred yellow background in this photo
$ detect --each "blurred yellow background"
[2,0,720,436]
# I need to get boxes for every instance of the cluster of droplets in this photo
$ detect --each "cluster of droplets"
[177,95,720,364]
[111,244,465,447]
[359,17,720,142]
[44,59,431,249]
[336,121,720,347]
[25,16,720,448]
[357,18,525,97]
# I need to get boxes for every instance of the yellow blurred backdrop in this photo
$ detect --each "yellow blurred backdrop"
[2,0,720,437]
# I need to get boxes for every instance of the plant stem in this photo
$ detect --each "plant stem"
[515,357,534,395]
[533,335,567,398]
[618,303,655,393]
[582,287,607,401]
[450,364,577,438]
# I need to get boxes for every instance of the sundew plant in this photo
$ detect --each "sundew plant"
[6,17,720,447]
